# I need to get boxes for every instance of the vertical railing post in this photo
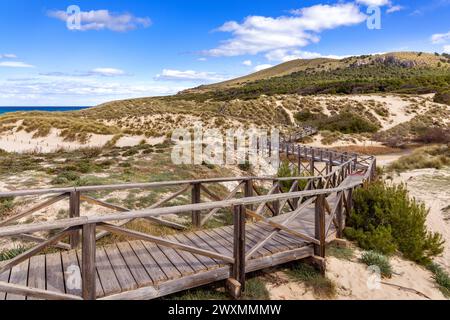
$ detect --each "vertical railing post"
[297,146,302,175]
[345,188,353,218]
[336,192,344,238]
[82,223,96,300]
[272,180,280,216]
[310,148,315,176]
[233,205,246,296]
[314,194,326,257]
[191,183,201,228]
[244,178,253,211]
[69,190,81,249]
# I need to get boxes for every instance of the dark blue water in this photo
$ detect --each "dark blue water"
[0,106,90,115]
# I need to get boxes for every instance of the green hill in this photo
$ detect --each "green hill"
[178,52,450,101]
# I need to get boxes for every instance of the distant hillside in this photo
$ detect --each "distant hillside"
[179,52,450,102]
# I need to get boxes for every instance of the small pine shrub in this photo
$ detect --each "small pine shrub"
[360,251,393,278]
[345,181,444,263]
[0,196,15,217]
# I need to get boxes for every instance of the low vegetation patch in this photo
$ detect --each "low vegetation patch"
[327,243,354,261]
[0,196,15,217]
[426,263,450,298]
[360,251,393,278]
[0,245,30,261]
[286,262,336,298]
[345,181,444,263]
[388,145,450,172]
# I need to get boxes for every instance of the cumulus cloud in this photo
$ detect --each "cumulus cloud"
[265,49,349,62]
[0,76,187,106]
[0,54,17,59]
[204,3,367,57]
[444,45,450,54]
[431,31,450,44]
[155,69,229,82]
[356,0,391,6]
[254,64,273,72]
[242,60,253,66]
[0,61,35,68]
[386,5,404,13]
[48,9,151,32]
[90,68,126,76]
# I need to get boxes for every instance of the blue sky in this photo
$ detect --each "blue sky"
[0,0,449,106]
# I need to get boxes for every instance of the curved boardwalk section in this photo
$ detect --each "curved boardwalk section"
[0,144,375,300]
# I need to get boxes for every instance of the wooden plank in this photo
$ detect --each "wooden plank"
[182,232,222,266]
[141,241,181,280]
[97,224,233,264]
[61,250,82,297]
[6,260,29,300]
[249,224,292,253]
[172,234,218,271]
[94,247,121,296]
[116,242,153,288]
[220,225,270,257]
[168,234,208,273]
[104,244,137,292]
[27,255,46,300]
[46,252,66,297]
[157,243,194,277]
[0,269,10,300]
[128,241,167,284]
[82,223,96,300]
[196,229,232,256]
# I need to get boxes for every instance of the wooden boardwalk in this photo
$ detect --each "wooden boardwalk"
[0,143,374,300]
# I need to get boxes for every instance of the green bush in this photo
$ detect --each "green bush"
[277,161,298,192]
[345,181,444,263]
[51,170,80,185]
[360,251,393,278]
[0,196,15,217]
[426,263,450,297]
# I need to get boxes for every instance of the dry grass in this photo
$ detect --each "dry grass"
[331,145,403,155]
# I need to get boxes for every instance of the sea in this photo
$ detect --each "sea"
[0,106,91,115]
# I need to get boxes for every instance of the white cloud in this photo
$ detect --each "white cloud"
[386,5,404,13]
[254,64,273,72]
[431,31,450,44]
[0,54,17,59]
[197,57,207,61]
[90,68,126,76]
[0,61,34,68]
[155,69,229,82]
[48,9,151,32]
[265,49,348,62]
[444,45,450,54]
[205,3,367,57]
[0,76,187,106]
[356,0,391,6]
[242,60,253,66]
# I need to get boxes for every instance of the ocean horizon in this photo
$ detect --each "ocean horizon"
[0,106,91,115]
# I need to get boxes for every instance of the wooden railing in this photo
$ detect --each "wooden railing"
[0,144,376,300]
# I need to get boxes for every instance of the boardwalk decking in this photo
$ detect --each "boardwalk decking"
[0,184,356,300]
[0,142,374,300]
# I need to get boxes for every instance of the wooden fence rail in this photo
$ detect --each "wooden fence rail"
[0,142,376,300]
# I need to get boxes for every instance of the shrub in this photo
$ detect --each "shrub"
[415,127,450,144]
[0,196,15,217]
[345,181,444,263]
[317,112,379,134]
[238,161,251,172]
[388,145,450,172]
[51,170,80,185]
[286,262,336,298]
[360,251,393,278]
[434,90,450,105]
[426,263,450,297]
[277,161,298,192]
